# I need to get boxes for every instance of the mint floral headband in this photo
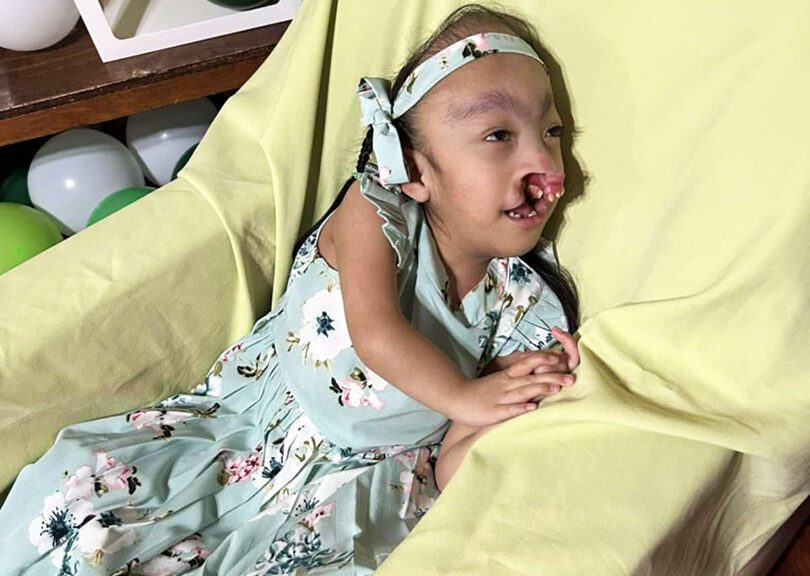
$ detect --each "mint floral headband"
[357,32,548,186]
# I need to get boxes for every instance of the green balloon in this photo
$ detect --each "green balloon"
[206,0,278,9]
[172,143,198,181]
[0,203,63,274]
[87,186,154,226]
[0,166,32,206]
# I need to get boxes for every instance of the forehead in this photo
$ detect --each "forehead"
[423,54,553,121]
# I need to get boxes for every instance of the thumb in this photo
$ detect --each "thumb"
[552,327,580,372]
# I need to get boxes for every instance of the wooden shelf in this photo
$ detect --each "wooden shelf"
[0,19,290,146]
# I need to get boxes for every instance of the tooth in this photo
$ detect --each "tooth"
[527,184,543,199]
[527,210,537,217]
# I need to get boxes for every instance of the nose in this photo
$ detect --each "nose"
[520,139,565,197]
[522,129,563,170]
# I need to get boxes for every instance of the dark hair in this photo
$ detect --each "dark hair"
[295,3,580,333]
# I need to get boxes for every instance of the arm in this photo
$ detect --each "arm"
[434,353,532,491]
[435,329,581,490]
[332,180,467,416]
[332,181,565,426]
[435,421,497,491]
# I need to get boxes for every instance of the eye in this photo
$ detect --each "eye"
[485,130,512,143]
[545,124,564,138]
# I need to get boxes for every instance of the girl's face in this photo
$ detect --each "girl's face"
[404,53,564,263]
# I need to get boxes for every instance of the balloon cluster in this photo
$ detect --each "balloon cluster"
[0,98,217,275]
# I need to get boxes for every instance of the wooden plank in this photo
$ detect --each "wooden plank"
[0,19,289,145]
[0,56,266,146]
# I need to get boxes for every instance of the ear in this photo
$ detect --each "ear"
[399,148,431,203]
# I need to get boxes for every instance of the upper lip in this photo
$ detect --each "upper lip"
[505,176,551,212]
[505,173,565,212]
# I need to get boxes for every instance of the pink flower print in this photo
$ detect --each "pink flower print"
[220,343,243,363]
[396,447,433,495]
[64,465,95,501]
[394,451,417,467]
[92,451,132,493]
[335,378,385,412]
[96,452,139,496]
[140,554,185,576]
[366,393,385,412]
[128,409,192,437]
[169,533,211,558]
[222,445,263,485]
[76,517,137,557]
[335,378,364,408]
[302,502,335,530]
[64,451,139,500]
[99,464,136,493]
[140,534,211,575]
[127,410,161,430]
[95,451,116,473]
[363,368,387,411]
[379,166,392,185]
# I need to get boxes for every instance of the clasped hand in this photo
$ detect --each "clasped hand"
[451,327,580,428]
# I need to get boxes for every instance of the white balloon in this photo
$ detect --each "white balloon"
[28,129,145,235]
[0,0,79,52]
[126,99,217,186]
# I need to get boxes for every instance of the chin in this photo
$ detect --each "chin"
[495,238,543,259]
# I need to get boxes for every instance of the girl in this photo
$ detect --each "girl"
[0,4,580,575]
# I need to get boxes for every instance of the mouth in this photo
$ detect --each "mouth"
[505,173,565,222]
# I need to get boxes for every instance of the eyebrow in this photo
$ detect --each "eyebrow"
[444,89,553,124]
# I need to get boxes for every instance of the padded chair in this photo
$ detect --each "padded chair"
[1,1,807,574]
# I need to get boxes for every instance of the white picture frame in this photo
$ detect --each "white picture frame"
[73,0,301,62]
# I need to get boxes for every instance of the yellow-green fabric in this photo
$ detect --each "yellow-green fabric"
[0,0,807,574]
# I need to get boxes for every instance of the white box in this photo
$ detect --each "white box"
[74,0,301,62]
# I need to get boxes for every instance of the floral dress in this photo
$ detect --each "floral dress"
[0,169,568,576]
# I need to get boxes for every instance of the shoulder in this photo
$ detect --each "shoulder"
[331,178,367,227]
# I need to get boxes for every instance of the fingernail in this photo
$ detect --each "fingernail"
[550,386,560,393]
[526,403,538,411]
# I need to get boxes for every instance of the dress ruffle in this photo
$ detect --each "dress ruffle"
[356,167,421,270]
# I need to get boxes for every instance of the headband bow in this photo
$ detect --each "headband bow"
[356,32,547,187]
[357,77,410,186]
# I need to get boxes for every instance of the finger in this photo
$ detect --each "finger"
[512,383,562,402]
[531,355,568,374]
[495,402,538,423]
[516,371,575,388]
[505,375,574,402]
[505,351,563,378]
[552,327,580,371]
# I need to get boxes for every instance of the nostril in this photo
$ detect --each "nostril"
[523,172,566,200]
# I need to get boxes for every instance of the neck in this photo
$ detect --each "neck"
[430,226,490,308]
